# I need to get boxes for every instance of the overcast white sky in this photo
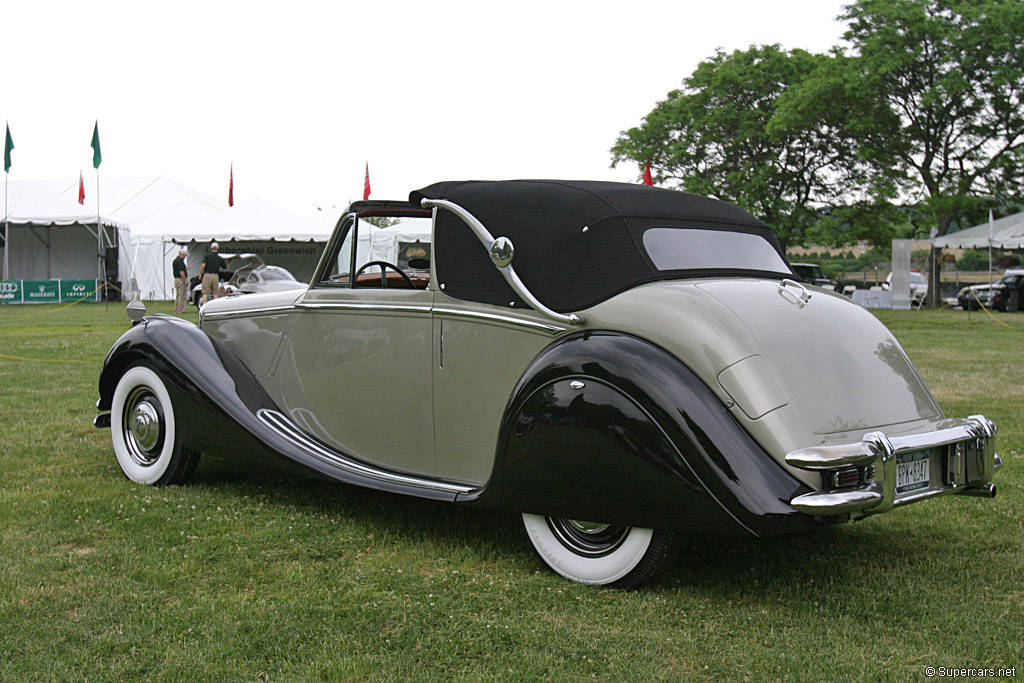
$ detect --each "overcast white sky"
[5,0,851,216]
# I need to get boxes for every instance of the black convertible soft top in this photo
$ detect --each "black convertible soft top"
[410,180,791,313]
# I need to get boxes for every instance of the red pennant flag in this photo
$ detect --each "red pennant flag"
[78,171,85,204]
[228,163,234,207]
[363,162,371,200]
[643,162,653,186]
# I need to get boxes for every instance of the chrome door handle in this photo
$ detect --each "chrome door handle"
[778,279,812,307]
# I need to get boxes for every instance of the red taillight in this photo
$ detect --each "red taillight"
[832,468,862,488]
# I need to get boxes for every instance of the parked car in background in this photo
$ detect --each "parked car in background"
[883,270,929,307]
[190,254,302,307]
[790,262,837,291]
[957,269,1024,311]
[95,180,1000,588]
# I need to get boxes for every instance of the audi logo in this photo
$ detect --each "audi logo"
[0,282,17,293]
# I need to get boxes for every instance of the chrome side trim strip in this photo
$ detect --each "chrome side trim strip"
[420,198,584,326]
[201,300,566,335]
[296,302,432,315]
[432,307,566,335]
[257,409,476,495]
[201,304,297,321]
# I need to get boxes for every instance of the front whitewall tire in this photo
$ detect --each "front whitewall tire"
[111,365,198,486]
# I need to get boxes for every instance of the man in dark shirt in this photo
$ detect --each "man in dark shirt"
[172,247,189,314]
[199,242,226,306]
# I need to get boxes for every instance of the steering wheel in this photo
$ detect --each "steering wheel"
[353,260,417,289]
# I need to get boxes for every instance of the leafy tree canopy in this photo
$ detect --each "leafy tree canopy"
[612,0,1024,263]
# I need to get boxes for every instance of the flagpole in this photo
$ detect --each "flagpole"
[3,121,10,283]
[4,171,8,282]
[97,167,104,298]
[91,120,105,301]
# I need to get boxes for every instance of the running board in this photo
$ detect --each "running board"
[256,409,477,497]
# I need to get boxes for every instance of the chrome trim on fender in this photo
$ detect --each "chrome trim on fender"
[786,415,999,516]
[258,409,477,495]
[200,299,565,334]
[421,198,584,326]
[432,307,566,335]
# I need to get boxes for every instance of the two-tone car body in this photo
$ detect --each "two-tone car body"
[95,180,1001,588]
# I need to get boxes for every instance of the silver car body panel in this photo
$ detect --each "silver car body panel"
[580,279,946,488]
[202,286,563,485]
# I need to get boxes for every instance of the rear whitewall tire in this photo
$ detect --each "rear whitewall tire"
[522,513,675,588]
[111,365,199,486]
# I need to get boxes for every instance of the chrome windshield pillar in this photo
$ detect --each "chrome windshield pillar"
[421,198,584,326]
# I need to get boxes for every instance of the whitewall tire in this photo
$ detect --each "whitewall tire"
[522,514,675,589]
[111,365,199,486]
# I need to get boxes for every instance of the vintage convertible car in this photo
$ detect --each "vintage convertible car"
[94,180,1001,588]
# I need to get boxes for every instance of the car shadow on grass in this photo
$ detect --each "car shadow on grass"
[191,454,529,561]
[190,454,948,592]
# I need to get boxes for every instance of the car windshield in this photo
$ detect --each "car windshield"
[642,227,790,273]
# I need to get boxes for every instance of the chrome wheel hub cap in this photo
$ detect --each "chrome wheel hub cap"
[548,518,630,557]
[130,402,160,452]
[122,388,165,467]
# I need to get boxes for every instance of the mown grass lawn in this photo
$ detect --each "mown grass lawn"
[1,301,1021,681]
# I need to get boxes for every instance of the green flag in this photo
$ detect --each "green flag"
[4,123,12,173]
[91,121,102,169]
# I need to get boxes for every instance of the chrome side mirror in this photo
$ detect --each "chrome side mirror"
[126,299,146,324]
[489,237,514,268]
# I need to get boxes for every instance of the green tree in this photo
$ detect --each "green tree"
[837,0,1024,304]
[611,45,866,250]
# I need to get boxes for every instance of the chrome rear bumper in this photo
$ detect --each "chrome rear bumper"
[786,415,999,517]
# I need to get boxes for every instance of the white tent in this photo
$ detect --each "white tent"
[51,177,225,300]
[934,210,1024,249]
[369,218,433,266]
[2,180,129,291]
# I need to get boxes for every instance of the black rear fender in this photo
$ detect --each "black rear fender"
[470,332,829,536]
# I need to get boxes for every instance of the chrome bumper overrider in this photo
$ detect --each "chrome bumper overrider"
[786,416,1000,516]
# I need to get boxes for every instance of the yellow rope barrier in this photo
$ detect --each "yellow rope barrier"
[968,287,1014,330]
[21,281,125,315]
[918,302,950,318]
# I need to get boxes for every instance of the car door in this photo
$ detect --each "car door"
[276,214,435,477]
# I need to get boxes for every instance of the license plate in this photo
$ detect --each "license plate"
[896,450,930,494]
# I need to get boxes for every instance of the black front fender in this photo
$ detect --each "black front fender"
[98,315,284,462]
[467,331,831,537]
[96,315,461,500]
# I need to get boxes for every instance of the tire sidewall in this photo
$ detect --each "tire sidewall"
[111,365,177,485]
[522,513,654,585]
